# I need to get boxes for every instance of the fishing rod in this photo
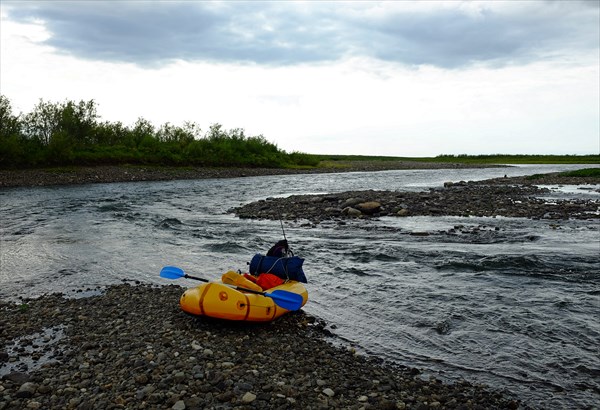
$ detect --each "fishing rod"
[279,215,293,257]
[280,217,287,242]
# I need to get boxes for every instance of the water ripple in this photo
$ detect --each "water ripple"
[157,218,184,229]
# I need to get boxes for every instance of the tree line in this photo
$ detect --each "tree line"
[0,95,319,168]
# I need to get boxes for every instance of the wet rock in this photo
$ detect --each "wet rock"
[324,207,342,215]
[355,201,381,215]
[342,207,362,217]
[322,388,335,397]
[134,374,149,384]
[241,392,257,403]
[216,391,234,402]
[341,197,367,208]
[16,382,37,398]
[172,400,186,410]
[2,372,30,384]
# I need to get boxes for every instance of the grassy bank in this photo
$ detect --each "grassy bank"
[316,154,600,165]
[524,167,600,180]
[559,168,600,177]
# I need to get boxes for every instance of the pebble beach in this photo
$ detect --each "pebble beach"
[1,284,521,410]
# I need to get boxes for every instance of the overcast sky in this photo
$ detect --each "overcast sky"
[1,1,598,156]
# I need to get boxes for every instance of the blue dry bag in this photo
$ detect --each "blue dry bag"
[249,254,307,283]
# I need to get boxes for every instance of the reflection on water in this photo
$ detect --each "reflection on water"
[1,164,599,408]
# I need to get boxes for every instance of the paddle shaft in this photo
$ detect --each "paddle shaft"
[185,273,272,297]
[184,274,209,283]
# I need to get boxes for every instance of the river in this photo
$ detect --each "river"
[1,164,598,409]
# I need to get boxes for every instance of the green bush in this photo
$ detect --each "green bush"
[0,95,318,169]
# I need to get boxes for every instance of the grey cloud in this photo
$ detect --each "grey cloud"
[5,1,599,68]
[348,3,599,67]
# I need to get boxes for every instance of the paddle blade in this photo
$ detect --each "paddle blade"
[160,266,186,280]
[266,290,304,311]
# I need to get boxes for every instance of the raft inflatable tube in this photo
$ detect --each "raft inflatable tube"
[180,281,308,322]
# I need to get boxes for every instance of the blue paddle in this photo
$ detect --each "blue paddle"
[160,266,304,311]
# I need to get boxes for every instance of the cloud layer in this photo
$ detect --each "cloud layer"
[6,1,599,68]
[1,1,598,156]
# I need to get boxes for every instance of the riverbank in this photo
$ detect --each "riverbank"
[0,284,522,409]
[0,162,500,188]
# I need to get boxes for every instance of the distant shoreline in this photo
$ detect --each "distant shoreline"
[0,162,503,188]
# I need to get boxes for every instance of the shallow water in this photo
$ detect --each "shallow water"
[1,164,599,408]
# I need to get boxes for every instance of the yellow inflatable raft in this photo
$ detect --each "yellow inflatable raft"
[179,272,308,322]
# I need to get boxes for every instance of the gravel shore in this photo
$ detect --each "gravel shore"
[0,162,498,188]
[1,284,522,410]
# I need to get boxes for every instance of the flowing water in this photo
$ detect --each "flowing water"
[1,164,599,409]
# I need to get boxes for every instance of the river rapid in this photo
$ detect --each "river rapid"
[1,164,599,409]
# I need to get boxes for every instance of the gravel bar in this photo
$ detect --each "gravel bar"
[232,174,600,223]
[0,284,523,409]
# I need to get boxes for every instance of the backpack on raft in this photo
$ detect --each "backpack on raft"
[249,254,307,283]
[249,238,307,284]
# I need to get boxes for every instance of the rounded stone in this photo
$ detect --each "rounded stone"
[242,392,257,403]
